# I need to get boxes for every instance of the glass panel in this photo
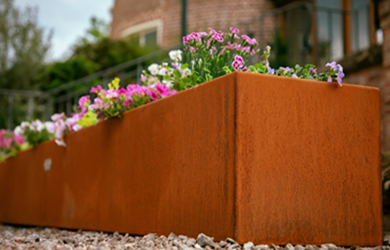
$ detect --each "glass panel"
[351,0,369,52]
[316,0,344,64]
[144,30,157,49]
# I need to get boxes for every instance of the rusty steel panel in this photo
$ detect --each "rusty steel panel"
[0,72,382,245]
[0,73,237,241]
[235,72,382,246]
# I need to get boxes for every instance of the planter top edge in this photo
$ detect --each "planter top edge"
[236,71,380,92]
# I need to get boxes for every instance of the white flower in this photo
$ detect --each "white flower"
[55,139,66,147]
[148,63,159,75]
[20,121,29,129]
[169,50,182,62]
[14,126,23,136]
[73,124,82,131]
[44,122,55,133]
[158,67,167,76]
[162,80,173,88]
[32,120,44,132]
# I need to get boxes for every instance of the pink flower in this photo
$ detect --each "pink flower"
[147,90,159,101]
[241,35,257,45]
[78,96,90,112]
[183,36,190,43]
[230,27,240,34]
[90,85,102,93]
[66,116,80,131]
[234,55,244,63]
[51,113,65,122]
[208,28,218,34]
[123,99,134,109]
[232,60,243,71]
[3,138,11,148]
[54,119,66,141]
[13,135,24,145]
[91,98,104,110]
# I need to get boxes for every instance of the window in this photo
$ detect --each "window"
[316,0,344,61]
[351,0,370,52]
[120,20,163,48]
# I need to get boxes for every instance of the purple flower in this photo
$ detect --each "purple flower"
[279,67,291,74]
[267,67,275,74]
[336,71,344,87]
[327,76,332,82]
[325,61,342,71]
[292,74,298,78]
[325,61,337,68]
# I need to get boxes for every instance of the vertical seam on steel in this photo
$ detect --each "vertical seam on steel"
[233,72,238,240]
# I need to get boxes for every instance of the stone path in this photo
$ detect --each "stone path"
[0,224,387,250]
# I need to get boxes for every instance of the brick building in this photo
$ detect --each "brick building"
[110,0,390,150]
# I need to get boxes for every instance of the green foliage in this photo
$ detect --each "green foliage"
[0,0,51,129]
[24,128,53,147]
[0,0,51,90]
[70,37,152,72]
[40,57,98,90]
[39,17,154,91]
[77,111,98,127]
[268,30,289,68]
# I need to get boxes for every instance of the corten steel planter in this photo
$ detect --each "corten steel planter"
[0,72,382,246]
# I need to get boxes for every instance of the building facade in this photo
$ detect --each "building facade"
[111,0,390,150]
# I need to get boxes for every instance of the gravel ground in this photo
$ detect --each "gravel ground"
[0,224,388,250]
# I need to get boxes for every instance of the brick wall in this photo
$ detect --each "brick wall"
[110,0,275,49]
[344,0,390,151]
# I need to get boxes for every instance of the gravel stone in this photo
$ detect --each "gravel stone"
[0,224,388,250]
[179,243,195,250]
[256,245,270,250]
[197,233,214,247]
[169,233,178,241]
[244,242,255,250]
[146,233,158,241]
[321,244,338,250]
[186,238,197,246]
[228,243,241,250]
[220,241,228,247]
[226,238,237,244]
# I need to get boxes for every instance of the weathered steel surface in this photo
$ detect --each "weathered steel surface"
[0,74,237,240]
[0,72,382,245]
[235,72,382,246]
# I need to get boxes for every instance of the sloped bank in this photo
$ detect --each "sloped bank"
[0,72,382,246]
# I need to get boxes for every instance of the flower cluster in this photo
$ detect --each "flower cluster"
[14,120,55,147]
[0,129,24,160]
[325,61,345,87]
[246,46,345,86]
[46,78,177,146]
[0,27,346,160]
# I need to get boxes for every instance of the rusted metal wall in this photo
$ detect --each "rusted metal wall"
[0,72,383,245]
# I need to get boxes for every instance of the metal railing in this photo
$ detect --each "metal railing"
[0,46,180,129]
